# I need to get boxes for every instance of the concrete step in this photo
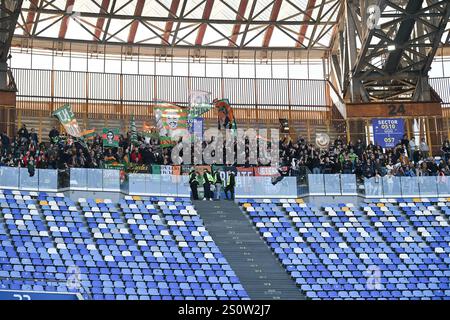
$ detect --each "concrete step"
[193,200,305,300]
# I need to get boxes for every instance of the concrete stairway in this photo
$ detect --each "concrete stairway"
[193,200,305,300]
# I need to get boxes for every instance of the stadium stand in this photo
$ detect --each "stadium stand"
[0,189,249,300]
[239,198,450,300]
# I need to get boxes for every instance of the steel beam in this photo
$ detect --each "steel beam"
[1,0,22,94]
[18,6,335,25]
[384,0,424,74]
[162,0,180,44]
[296,0,316,48]
[1,0,23,61]
[262,0,283,47]
[229,0,248,46]
[127,0,145,44]
[332,0,450,102]
[93,0,110,40]
[195,0,215,46]
[58,0,75,39]
[24,0,39,35]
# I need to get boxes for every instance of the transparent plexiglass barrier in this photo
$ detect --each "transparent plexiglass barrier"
[307,174,325,195]
[324,174,341,195]
[0,167,19,189]
[363,175,443,198]
[308,174,358,196]
[1,167,450,198]
[340,174,357,195]
[128,174,190,197]
[69,168,121,192]
[236,176,298,198]
[0,167,58,191]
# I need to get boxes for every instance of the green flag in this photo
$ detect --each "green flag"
[52,104,82,137]
[130,115,138,146]
[188,90,213,120]
[141,131,159,140]
[82,129,96,140]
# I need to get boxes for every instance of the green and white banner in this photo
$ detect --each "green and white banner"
[130,115,138,146]
[154,103,188,148]
[188,90,213,119]
[52,104,82,137]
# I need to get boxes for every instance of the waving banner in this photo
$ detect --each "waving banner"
[52,104,82,137]
[81,129,96,142]
[102,128,120,148]
[188,90,213,119]
[154,103,188,148]
[130,115,138,146]
[214,98,237,130]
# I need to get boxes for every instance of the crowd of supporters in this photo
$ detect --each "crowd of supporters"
[1,124,450,181]
[0,124,164,171]
[281,134,449,182]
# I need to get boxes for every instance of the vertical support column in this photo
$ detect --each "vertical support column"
[447,117,450,140]
[419,118,425,142]
[345,0,358,102]
[50,69,55,114]
[38,117,42,142]
[17,109,22,130]
[254,78,259,124]
[7,106,14,137]
[120,73,125,132]
[345,119,350,144]
[405,118,411,139]
[433,117,438,147]
[425,118,433,157]
[365,119,371,145]
[85,71,89,132]
[287,79,292,123]
[307,119,311,142]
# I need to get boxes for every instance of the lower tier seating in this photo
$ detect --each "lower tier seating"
[239,198,450,300]
[0,190,249,300]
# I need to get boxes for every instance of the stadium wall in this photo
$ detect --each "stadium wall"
[8,68,335,141]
